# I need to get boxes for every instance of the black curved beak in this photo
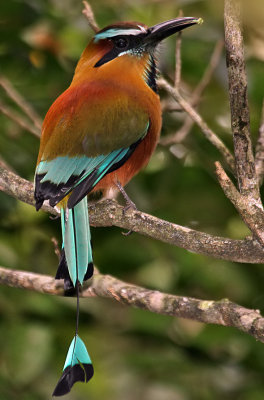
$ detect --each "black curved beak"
[144,17,202,46]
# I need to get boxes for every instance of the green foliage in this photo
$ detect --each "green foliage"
[1,0,264,399]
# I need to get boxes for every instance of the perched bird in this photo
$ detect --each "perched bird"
[34,16,201,396]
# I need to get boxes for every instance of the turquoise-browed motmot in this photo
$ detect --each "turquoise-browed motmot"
[34,16,200,396]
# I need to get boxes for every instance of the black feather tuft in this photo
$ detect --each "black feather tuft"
[84,262,94,280]
[52,363,94,397]
[67,169,99,209]
[55,249,75,293]
[34,172,85,209]
[55,249,94,294]
[34,174,45,210]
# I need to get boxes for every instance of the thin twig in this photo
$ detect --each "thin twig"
[163,40,224,113]
[1,265,264,343]
[0,76,42,130]
[82,1,99,32]
[160,117,194,146]
[174,10,183,89]
[255,100,264,185]
[192,39,224,102]
[174,32,182,89]
[158,77,235,172]
[0,101,40,137]
[161,102,183,113]
[1,164,264,263]
[160,40,224,146]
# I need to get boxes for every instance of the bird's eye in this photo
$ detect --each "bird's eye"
[114,37,129,49]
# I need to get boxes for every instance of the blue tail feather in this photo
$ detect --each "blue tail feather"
[59,197,93,287]
[52,335,94,397]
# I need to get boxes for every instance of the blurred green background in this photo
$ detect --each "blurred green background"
[1,0,264,399]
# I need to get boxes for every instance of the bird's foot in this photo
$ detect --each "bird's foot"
[115,180,138,236]
[115,180,138,213]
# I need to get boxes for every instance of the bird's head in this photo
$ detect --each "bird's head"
[72,17,202,91]
[92,18,201,67]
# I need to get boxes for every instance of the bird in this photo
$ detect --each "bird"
[34,16,201,396]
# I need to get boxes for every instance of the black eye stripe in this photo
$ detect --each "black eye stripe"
[94,33,146,68]
[113,36,130,49]
[112,34,145,50]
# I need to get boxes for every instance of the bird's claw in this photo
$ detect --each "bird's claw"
[122,229,133,236]
[50,214,60,220]
[122,199,137,215]
[121,203,137,235]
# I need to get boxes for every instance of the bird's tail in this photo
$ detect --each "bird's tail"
[55,197,94,290]
[53,196,94,395]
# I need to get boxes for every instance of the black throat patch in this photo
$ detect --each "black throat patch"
[144,55,157,93]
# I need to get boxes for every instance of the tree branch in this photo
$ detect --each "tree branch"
[218,0,264,246]
[255,100,264,185]
[1,265,264,343]
[1,164,264,263]
[224,0,260,199]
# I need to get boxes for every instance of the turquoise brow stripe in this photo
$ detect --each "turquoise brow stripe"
[94,28,144,42]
